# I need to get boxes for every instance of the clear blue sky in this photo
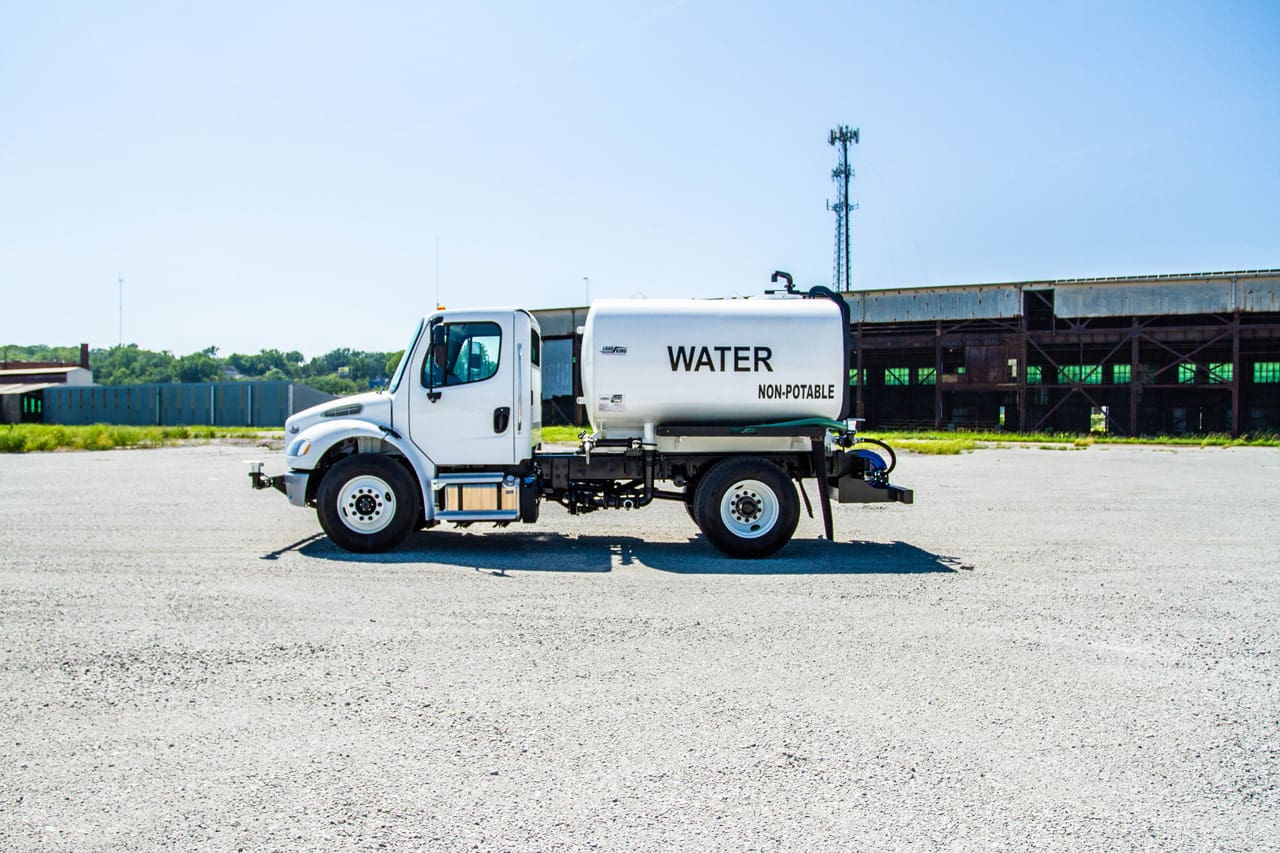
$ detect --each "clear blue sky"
[2,1,1277,357]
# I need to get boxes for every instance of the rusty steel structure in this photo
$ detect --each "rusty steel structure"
[847,269,1280,435]
[531,269,1280,436]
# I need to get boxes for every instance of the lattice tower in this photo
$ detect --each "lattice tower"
[827,126,859,291]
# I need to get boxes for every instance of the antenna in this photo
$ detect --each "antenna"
[117,273,124,347]
[827,125,860,291]
[584,276,590,306]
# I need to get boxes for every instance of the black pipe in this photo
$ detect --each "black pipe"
[857,437,897,474]
[808,285,853,421]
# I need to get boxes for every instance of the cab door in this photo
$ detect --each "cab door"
[408,311,517,466]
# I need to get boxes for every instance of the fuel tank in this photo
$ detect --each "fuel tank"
[580,296,847,438]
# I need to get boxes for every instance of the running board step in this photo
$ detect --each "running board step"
[433,473,521,521]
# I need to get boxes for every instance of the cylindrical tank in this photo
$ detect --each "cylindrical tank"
[580,296,847,437]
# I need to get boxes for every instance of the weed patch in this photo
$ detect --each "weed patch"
[0,424,279,453]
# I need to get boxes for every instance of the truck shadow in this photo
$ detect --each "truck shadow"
[295,531,959,575]
[638,538,959,575]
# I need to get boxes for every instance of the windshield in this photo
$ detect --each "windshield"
[386,319,425,394]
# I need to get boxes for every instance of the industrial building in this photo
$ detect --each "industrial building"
[1,344,333,428]
[0,345,94,424]
[532,269,1280,436]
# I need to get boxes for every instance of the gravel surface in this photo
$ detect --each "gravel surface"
[1,442,1278,851]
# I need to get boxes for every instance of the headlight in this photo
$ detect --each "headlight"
[287,437,311,457]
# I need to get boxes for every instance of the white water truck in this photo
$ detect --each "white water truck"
[250,272,912,558]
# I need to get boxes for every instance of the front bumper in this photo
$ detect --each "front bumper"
[248,463,310,508]
[284,471,310,507]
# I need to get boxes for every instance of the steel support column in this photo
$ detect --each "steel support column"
[934,321,943,429]
[1130,320,1140,436]
[855,324,864,419]
[1018,314,1028,432]
[1232,311,1241,437]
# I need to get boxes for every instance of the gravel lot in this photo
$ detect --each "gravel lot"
[1,442,1277,851]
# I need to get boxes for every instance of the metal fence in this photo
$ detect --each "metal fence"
[42,382,334,427]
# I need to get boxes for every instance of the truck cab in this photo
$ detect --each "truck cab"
[404,309,542,466]
[274,308,542,551]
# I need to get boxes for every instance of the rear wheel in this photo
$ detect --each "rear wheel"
[693,458,799,558]
[317,454,420,553]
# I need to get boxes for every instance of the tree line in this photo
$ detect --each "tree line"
[1,344,405,396]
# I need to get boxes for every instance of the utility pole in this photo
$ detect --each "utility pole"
[827,126,860,292]
[117,273,124,347]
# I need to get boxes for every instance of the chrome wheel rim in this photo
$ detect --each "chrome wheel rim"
[337,474,395,534]
[719,479,779,539]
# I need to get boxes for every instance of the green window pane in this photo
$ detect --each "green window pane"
[1026,365,1042,384]
[885,367,910,386]
[1255,362,1280,383]
[1208,363,1232,383]
[1062,365,1101,384]
[1178,363,1196,383]
[918,367,936,385]
[1112,364,1131,384]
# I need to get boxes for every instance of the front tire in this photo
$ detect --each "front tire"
[693,458,799,558]
[316,454,420,553]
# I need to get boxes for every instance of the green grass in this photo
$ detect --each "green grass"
[864,429,1279,452]
[535,424,1278,454]
[541,425,591,444]
[0,424,280,453]
[889,437,977,455]
[15,421,1267,455]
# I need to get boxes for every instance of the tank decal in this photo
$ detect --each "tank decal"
[667,345,774,372]
[757,383,838,401]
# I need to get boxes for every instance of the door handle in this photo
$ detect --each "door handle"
[493,406,510,433]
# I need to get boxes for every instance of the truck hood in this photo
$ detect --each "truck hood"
[285,390,392,437]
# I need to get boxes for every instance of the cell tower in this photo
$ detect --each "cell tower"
[827,125,859,291]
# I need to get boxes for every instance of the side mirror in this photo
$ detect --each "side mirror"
[430,324,448,371]
[427,324,447,402]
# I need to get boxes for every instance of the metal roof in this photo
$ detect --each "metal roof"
[841,269,1280,322]
[1050,268,1280,284]
[0,382,59,395]
[0,366,84,377]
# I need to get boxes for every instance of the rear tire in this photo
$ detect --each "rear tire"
[316,454,420,553]
[684,487,699,526]
[693,458,799,558]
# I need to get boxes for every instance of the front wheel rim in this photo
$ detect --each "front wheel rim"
[337,474,396,534]
[719,479,779,539]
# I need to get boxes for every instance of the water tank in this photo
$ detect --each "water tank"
[580,296,847,437]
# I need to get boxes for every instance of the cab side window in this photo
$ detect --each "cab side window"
[422,322,502,387]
